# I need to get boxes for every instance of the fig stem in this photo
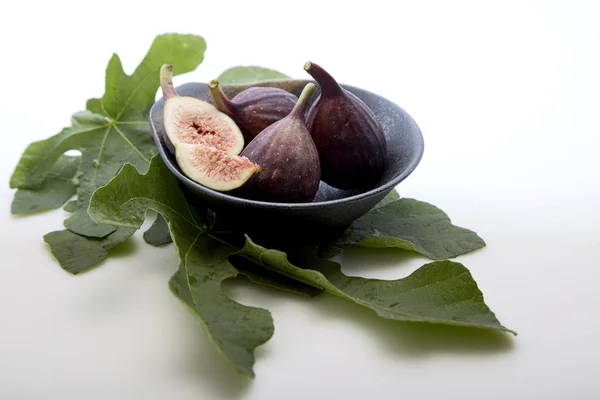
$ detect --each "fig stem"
[160,64,178,99]
[303,61,344,96]
[208,80,236,115]
[290,83,317,120]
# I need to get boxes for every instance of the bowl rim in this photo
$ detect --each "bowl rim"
[150,81,424,209]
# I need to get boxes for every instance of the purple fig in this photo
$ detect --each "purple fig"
[208,80,298,142]
[239,83,320,203]
[304,62,387,190]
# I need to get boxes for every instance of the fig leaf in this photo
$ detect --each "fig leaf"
[10,155,80,214]
[236,236,514,334]
[335,197,486,260]
[217,66,289,84]
[143,214,172,247]
[88,156,513,376]
[9,33,207,271]
[89,156,273,378]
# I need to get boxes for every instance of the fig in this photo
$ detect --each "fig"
[208,80,298,142]
[239,83,320,203]
[175,143,259,192]
[304,62,387,190]
[160,65,244,157]
[160,65,259,192]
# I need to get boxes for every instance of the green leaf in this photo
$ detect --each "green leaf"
[10,34,206,269]
[168,264,194,308]
[237,237,514,334]
[335,198,486,259]
[229,255,323,297]
[143,214,173,246]
[63,200,77,213]
[218,66,289,84]
[11,155,79,214]
[316,244,344,260]
[374,189,400,210]
[171,234,274,378]
[44,228,136,274]
[86,34,207,121]
[10,112,107,191]
[88,156,274,378]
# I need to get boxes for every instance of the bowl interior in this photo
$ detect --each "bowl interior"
[149,79,424,209]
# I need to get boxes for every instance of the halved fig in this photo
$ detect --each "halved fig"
[175,143,260,192]
[160,65,258,192]
[160,64,244,156]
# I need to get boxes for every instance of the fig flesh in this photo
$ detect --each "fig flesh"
[160,65,244,156]
[208,80,298,142]
[160,65,259,192]
[239,83,320,203]
[304,62,387,190]
[176,143,259,192]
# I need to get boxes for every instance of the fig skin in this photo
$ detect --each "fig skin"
[239,83,321,203]
[208,80,298,142]
[304,62,387,190]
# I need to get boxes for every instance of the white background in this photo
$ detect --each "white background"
[1,0,599,399]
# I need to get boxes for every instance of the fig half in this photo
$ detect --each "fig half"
[160,65,259,192]
[160,65,244,156]
[208,80,298,142]
[304,62,387,190]
[176,143,259,192]
[239,83,320,203]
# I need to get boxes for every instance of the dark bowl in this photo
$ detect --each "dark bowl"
[149,79,424,241]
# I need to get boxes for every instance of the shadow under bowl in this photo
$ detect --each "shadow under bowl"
[149,80,424,241]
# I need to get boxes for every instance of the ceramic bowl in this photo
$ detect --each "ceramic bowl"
[149,80,424,241]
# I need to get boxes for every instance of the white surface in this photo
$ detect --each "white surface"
[1,1,599,399]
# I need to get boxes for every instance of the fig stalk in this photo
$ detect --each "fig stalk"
[160,64,178,99]
[208,79,298,142]
[303,61,344,96]
[290,80,315,118]
[208,80,236,115]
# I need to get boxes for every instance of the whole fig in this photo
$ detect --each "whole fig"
[160,65,259,192]
[239,83,320,203]
[304,62,387,190]
[208,80,298,142]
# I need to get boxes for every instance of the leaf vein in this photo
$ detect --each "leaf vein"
[91,125,113,189]
[112,124,151,164]
[116,120,149,125]
[115,196,200,230]
[114,69,155,121]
